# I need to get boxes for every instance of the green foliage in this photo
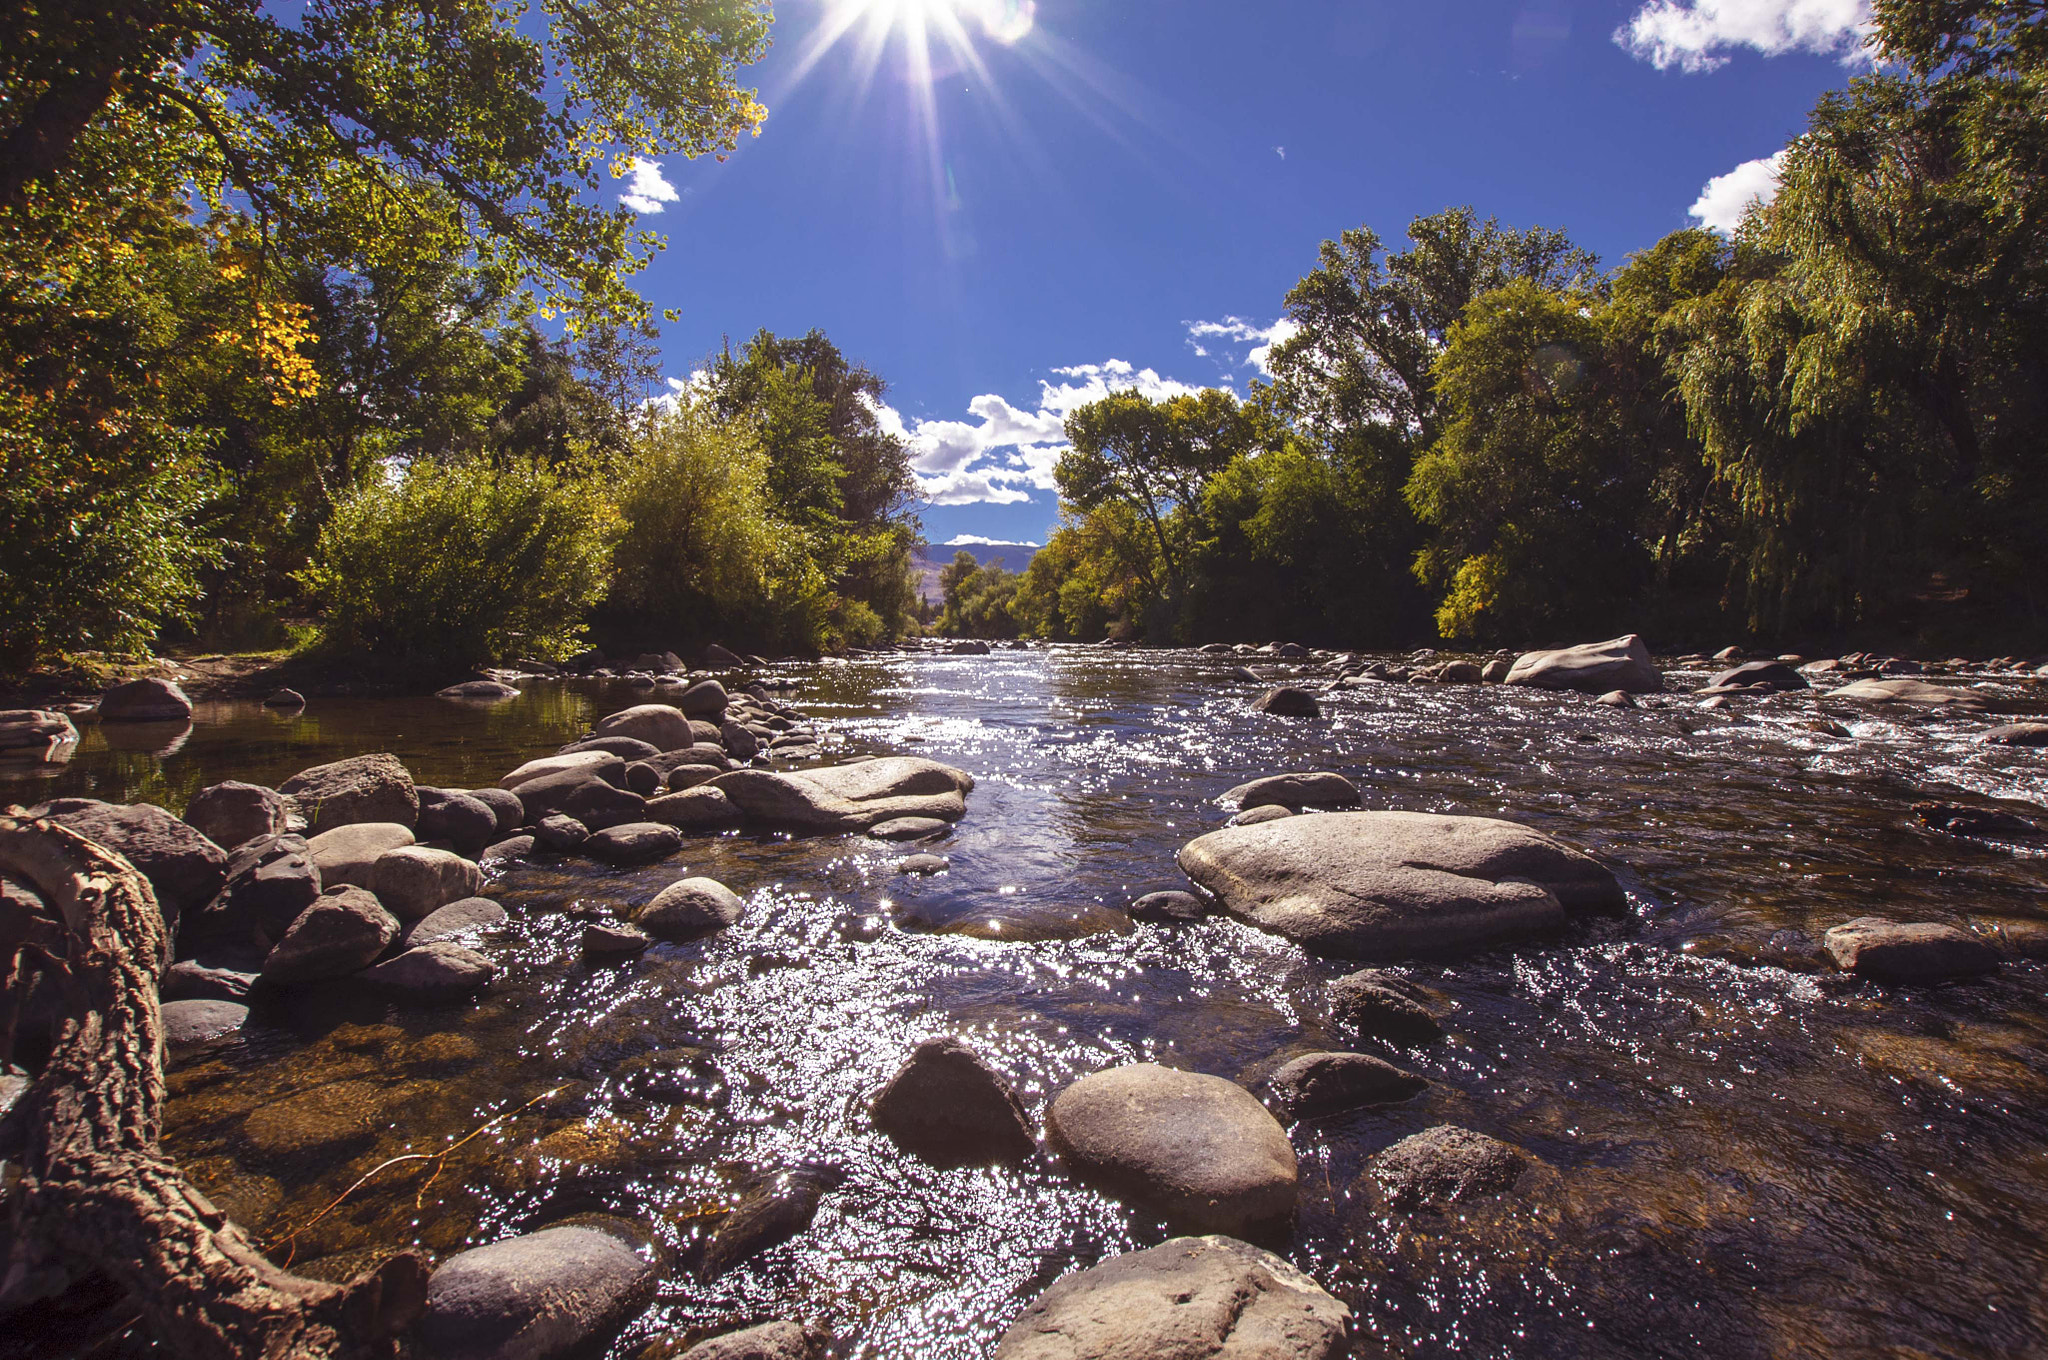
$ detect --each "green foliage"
[1011,506,1162,642]
[938,552,1023,638]
[298,457,619,665]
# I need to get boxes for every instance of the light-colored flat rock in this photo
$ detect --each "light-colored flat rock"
[1506,634,1662,694]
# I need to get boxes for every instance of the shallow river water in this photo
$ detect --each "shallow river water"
[8,648,2048,1359]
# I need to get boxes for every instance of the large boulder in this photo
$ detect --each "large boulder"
[992,1235,1348,1360]
[869,1036,1035,1167]
[417,1220,659,1360]
[194,834,322,941]
[183,781,288,851]
[1825,678,1986,709]
[1045,1064,1297,1235]
[1177,811,1623,960]
[1368,1125,1528,1212]
[33,799,225,930]
[98,677,193,722]
[0,709,77,753]
[708,758,974,833]
[279,753,419,833]
[1823,918,2000,984]
[372,845,484,920]
[593,705,695,752]
[1506,634,1661,694]
[1223,772,1361,812]
[261,886,399,984]
[307,823,414,889]
[636,877,745,939]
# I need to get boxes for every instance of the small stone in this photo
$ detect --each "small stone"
[1823,917,2001,984]
[1128,890,1206,923]
[1369,1125,1528,1212]
[1230,804,1293,826]
[586,822,684,866]
[161,999,248,1047]
[582,922,652,960]
[897,854,949,875]
[1265,1051,1426,1121]
[867,816,951,842]
[533,815,589,854]
[870,1036,1035,1167]
[637,878,745,939]
[1596,690,1635,707]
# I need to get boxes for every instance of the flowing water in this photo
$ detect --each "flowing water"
[7,649,2048,1359]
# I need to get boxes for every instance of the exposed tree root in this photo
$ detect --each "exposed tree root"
[0,812,428,1358]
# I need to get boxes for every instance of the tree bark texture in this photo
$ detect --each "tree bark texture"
[0,812,427,1358]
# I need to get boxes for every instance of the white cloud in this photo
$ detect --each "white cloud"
[619,157,679,214]
[944,535,1042,547]
[1184,316,1301,378]
[1275,146,1287,160]
[1689,149,1788,233]
[872,360,1211,506]
[1615,0,1871,72]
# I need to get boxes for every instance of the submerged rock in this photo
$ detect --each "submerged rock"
[658,1322,816,1360]
[1369,1125,1528,1212]
[1045,1063,1297,1235]
[1824,678,1985,709]
[418,1220,659,1360]
[1914,803,2038,837]
[700,1165,844,1279]
[1265,1051,1426,1121]
[1328,971,1443,1045]
[279,753,419,833]
[1128,889,1207,923]
[1823,918,2000,984]
[1177,811,1623,961]
[709,758,974,832]
[1506,634,1662,694]
[869,1036,1035,1167]
[1250,687,1322,718]
[897,854,949,875]
[1223,772,1361,811]
[992,1235,1348,1360]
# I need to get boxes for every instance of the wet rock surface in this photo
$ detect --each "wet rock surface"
[418,1220,659,1360]
[637,877,745,939]
[1368,1125,1529,1211]
[1824,918,2002,984]
[1265,1050,1426,1120]
[1506,634,1662,694]
[869,1036,1035,1167]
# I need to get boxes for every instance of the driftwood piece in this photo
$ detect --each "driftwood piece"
[0,812,426,1358]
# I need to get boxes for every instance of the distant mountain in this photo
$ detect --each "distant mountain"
[913,540,1042,600]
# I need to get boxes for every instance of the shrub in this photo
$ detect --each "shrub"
[297,456,618,665]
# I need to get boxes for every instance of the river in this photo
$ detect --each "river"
[6,647,2047,1358]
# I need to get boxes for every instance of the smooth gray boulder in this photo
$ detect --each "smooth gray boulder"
[183,781,287,851]
[708,758,974,833]
[1824,678,1985,709]
[416,788,498,856]
[1369,1125,1528,1211]
[1177,811,1623,960]
[644,786,743,831]
[417,1221,658,1360]
[1223,772,1361,811]
[307,822,414,889]
[1506,634,1662,694]
[161,999,247,1047]
[362,941,496,995]
[869,1036,1034,1167]
[1823,918,2000,984]
[992,1235,1348,1360]
[1328,971,1443,1045]
[261,886,399,984]
[586,822,683,866]
[371,845,483,920]
[1265,1051,1425,1121]
[469,787,526,835]
[280,753,419,833]
[663,1321,814,1360]
[0,709,76,752]
[593,704,695,752]
[1250,687,1321,718]
[636,877,744,939]
[98,677,193,722]
[406,896,507,946]
[32,799,226,928]
[1045,1064,1297,1235]
[499,750,624,790]
[677,679,729,718]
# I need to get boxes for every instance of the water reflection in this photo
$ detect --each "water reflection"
[20,649,2048,1358]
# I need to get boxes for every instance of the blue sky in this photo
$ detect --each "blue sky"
[622,0,1871,548]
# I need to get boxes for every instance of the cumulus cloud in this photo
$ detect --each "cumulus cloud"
[1689,149,1788,233]
[1615,0,1871,72]
[619,158,679,214]
[944,534,1042,547]
[874,360,1210,506]
[1184,316,1302,378]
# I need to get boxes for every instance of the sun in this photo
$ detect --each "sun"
[829,0,1036,48]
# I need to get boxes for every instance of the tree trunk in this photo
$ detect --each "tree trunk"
[0,813,427,1358]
